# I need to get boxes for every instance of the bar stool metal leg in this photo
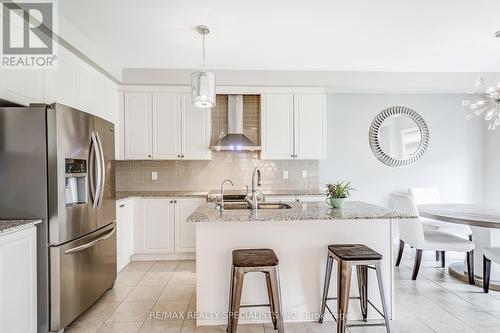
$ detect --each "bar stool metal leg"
[229,268,245,333]
[375,262,391,333]
[356,265,368,322]
[265,273,277,329]
[319,255,333,323]
[337,260,352,333]
[269,266,284,333]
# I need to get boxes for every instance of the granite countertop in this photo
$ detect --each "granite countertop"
[187,201,416,222]
[0,219,41,235]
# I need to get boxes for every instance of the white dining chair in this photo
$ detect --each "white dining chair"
[483,247,500,293]
[391,192,475,282]
[409,187,473,263]
[408,187,473,238]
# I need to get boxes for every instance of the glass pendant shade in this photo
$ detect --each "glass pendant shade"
[191,71,216,108]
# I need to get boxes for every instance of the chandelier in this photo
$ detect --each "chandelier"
[463,78,500,130]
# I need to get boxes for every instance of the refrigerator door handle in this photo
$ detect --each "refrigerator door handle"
[95,131,106,208]
[64,227,116,255]
[89,132,99,207]
[91,131,103,209]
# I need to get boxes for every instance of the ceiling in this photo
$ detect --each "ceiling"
[59,0,500,76]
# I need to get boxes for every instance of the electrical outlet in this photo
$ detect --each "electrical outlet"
[302,170,307,178]
[283,171,288,179]
[151,171,158,180]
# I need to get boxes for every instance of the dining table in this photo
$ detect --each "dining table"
[418,203,500,290]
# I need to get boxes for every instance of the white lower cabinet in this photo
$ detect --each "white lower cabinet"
[116,198,135,272]
[175,198,205,253]
[0,227,37,333]
[137,198,175,254]
[134,197,202,257]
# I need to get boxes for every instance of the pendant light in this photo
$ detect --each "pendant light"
[191,25,216,108]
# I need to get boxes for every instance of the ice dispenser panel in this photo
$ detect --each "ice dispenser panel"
[65,159,88,206]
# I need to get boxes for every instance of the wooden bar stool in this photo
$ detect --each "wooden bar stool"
[227,248,284,333]
[318,244,391,333]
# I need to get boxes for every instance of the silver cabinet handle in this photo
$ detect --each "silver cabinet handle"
[119,204,125,208]
[95,131,106,207]
[64,227,115,255]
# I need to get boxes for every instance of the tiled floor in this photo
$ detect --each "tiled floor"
[66,249,500,333]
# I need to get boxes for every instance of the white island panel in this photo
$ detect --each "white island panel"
[195,217,396,325]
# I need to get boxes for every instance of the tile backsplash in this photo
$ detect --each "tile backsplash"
[115,153,319,192]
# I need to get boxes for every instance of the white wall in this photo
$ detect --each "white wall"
[319,94,485,207]
[484,129,500,205]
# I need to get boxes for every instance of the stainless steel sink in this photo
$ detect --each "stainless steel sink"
[222,202,292,210]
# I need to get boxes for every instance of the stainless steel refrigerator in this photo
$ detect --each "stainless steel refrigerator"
[0,103,117,332]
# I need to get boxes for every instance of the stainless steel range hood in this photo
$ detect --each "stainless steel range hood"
[210,95,261,151]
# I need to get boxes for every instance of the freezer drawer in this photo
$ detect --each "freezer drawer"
[49,223,116,331]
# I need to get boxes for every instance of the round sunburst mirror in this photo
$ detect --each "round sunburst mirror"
[369,106,430,168]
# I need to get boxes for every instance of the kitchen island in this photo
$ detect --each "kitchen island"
[188,201,414,325]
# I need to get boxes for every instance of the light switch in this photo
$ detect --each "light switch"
[151,171,158,180]
[302,170,307,178]
[283,171,288,179]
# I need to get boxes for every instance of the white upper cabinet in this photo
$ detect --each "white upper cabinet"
[44,52,77,107]
[181,93,211,160]
[261,93,326,160]
[153,93,181,159]
[125,92,153,159]
[123,92,211,160]
[261,94,295,160]
[0,69,44,106]
[294,94,326,159]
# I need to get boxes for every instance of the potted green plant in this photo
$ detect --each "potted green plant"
[325,181,355,208]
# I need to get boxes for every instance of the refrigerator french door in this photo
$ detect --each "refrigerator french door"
[47,104,117,331]
[0,103,116,333]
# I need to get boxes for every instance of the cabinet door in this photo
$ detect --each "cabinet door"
[140,199,175,253]
[0,227,37,333]
[294,94,326,159]
[116,199,134,272]
[261,94,295,160]
[175,198,204,253]
[0,69,44,106]
[124,92,153,159]
[181,94,211,160]
[153,93,182,159]
[44,50,77,107]
[75,66,101,116]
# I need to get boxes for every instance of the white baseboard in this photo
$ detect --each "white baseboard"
[131,253,196,261]
[117,256,131,273]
